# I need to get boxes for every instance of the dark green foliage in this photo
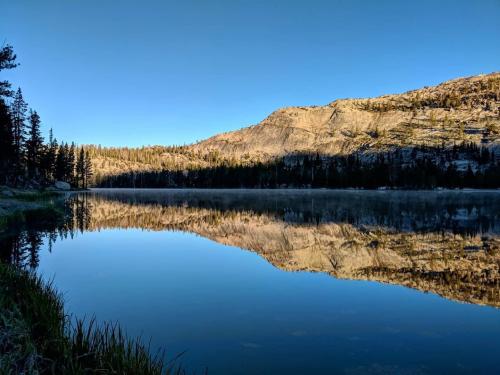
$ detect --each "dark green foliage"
[11,190,61,202]
[40,130,58,183]
[68,142,76,184]
[96,144,500,189]
[75,147,93,189]
[76,147,85,188]
[0,44,78,188]
[55,143,67,181]
[0,44,18,97]
[11,88,28,177]
[84,150,93,188]
[0,99,15,184]
[26,110,44,179]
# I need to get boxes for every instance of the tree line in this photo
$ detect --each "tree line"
[95,144,500,189]
[0,44,92,188]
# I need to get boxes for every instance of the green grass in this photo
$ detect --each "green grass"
[0,264,186,374]
[12,190,62,202]
[0,189,64,233]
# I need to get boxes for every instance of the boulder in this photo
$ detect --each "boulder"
[54,181,71,190]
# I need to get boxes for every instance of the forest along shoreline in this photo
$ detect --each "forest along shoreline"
[0,188,186,374]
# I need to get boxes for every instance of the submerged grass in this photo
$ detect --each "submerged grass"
[0,263,185,374]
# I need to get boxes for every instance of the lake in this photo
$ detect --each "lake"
[2,189,500,374]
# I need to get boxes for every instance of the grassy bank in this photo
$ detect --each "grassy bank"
[0,188,64,230]
[9,190,62,202]
[0,263,184,374]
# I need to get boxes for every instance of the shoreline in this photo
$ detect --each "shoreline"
[0,187,90,221]
[87,187,500,193]
[0,188,65,225]
[0,263,182,374]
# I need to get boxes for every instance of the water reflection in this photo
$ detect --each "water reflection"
[3,189,499,307]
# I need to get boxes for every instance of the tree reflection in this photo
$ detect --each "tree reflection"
[0,195,93,269]
[1,191,499,306]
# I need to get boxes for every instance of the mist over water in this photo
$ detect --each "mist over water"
[2,189,500,374]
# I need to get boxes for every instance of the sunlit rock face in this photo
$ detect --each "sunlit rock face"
[192,73,500,158]
[90,73,500,177]
[68,191,500,307]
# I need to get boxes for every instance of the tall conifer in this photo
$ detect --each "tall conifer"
[26,110,44,179]
[11,88,28,178]
[76,147,85,188]
[84,150,93,188]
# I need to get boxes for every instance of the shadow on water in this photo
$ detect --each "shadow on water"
[2,189,500,307]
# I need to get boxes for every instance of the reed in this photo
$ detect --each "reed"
[0,263,185,374]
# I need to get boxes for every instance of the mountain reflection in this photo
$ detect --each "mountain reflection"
[2,190,500,307]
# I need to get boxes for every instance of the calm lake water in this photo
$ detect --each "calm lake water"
[3,189,500,374]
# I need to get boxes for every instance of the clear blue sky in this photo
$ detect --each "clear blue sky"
[1,0,499,147]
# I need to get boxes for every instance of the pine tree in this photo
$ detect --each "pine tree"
[84,150,93,189]
[41,132,58,182]
[26,110,44,179]
[62,142,71,181]
[0,99,15,183]
[68,142,76,185]
[55,143,67,181]
[0,45,17,184]
[76,147,85,188]
[0,44,18,98]
[49,131,58,179]
[11,88,28,180]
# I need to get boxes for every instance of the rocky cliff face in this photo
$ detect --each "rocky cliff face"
[191,73,500,160]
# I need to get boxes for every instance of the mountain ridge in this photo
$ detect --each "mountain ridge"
[190,72,500,159]
[86,72,500,185]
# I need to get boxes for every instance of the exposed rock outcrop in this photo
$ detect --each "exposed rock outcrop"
[191,72,500,159]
